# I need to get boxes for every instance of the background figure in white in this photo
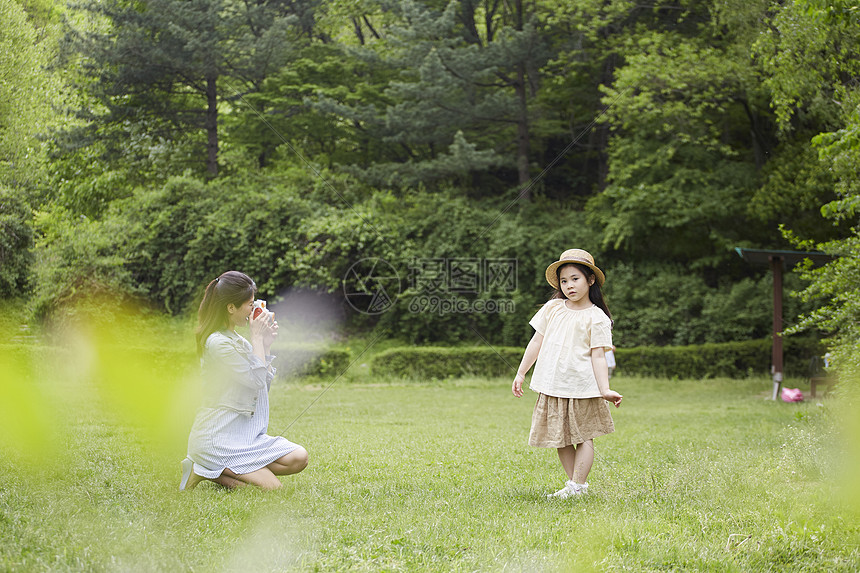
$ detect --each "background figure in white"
[605,346,617,379]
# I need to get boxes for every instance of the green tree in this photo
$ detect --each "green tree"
[753,0,860,374]
[310,0,550,195]
[1,0,67,293]
[0,0,61,192]
[223,42,395,171]
[30,205,136,321]
[591,28,770,263]
[63,0,318,179]
[582,0,844,257]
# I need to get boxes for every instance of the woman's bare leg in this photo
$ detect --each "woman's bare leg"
[185,470,244,491]
[234,466,282,490]
[185,447,308,491]
[267,447,309,476]
[184,472,204,490]
[214,468,246,489]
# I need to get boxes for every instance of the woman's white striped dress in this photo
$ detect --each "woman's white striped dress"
[187,330,299,478]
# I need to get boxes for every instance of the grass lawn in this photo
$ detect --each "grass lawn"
[2,336,859,571]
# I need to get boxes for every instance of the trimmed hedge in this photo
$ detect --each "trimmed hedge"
[370,346,523,379]
[4,338,824,381]
[615,338,822,379]
[369,338,825,380]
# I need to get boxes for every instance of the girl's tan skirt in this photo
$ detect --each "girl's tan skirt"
[529,394,615,448]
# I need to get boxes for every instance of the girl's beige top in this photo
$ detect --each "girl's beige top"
[528,299,613,399]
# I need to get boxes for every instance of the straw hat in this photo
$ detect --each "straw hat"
[545,249,605,289]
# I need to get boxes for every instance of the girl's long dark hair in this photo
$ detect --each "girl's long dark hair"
[550,263,613,326]
[196,271,257,357]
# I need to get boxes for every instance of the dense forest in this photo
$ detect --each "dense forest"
[1,0,858,369]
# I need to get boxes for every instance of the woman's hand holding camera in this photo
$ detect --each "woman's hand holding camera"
[249,308,278,353]
[261,311,278,350]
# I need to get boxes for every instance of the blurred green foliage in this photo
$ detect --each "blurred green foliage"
[0,344,57,459]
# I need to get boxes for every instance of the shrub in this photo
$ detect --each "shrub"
[0,186,34,296]
[115,171,403,315]
[27,169,796,350]
[30,207,140,323]
[103,343,352,379]
[370,346,523,379]
[615,337,822,379]
[604,261,815,347]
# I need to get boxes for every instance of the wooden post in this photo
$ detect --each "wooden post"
[770,255,784,400]
[735,248,836,401]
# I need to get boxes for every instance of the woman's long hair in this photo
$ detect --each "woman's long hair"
[550,263,613,326]
[196,271,257,357]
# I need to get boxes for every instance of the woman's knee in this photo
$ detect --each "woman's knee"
[267,446,308,476]
[292,447,309,472]
[269,447,309,475]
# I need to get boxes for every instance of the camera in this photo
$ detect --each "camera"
[252,299,267,319]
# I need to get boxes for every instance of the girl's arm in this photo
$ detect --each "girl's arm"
[591,346,622,407]
[512,332,543,397]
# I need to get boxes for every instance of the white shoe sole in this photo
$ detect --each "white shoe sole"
[179,458,194,491]
[547,482,587,499]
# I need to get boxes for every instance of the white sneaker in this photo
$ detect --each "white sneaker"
[179,457,194,491]
[547,483,571,499]
[547,480,585,499]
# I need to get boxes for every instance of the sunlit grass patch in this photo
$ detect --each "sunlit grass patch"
[0,345,59,462]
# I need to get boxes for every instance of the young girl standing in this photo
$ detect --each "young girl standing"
[180,271,308,491]
[512,249,623,499]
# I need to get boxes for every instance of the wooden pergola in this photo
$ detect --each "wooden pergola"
[735,248,836,400]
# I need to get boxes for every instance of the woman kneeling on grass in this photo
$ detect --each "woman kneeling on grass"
[512,249,622,499]
[180,271,308,491]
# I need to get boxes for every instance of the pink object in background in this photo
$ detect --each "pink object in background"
[781,388,804,402]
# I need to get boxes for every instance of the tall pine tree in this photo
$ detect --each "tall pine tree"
[64,0,317,178]
[311,0,549,195]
